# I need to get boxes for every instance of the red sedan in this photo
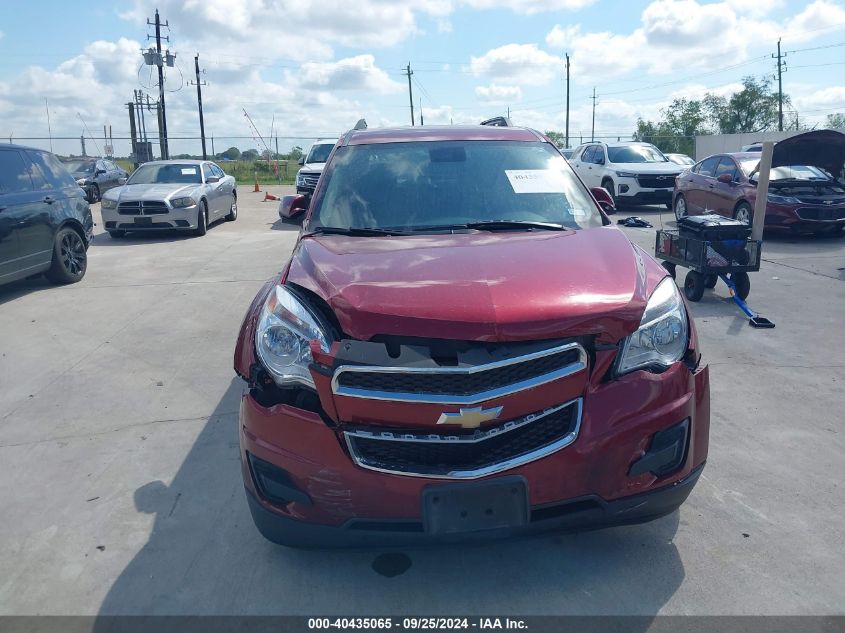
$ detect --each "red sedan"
[234,124,709,547]
[673,150,845,235]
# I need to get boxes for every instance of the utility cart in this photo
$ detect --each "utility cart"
[655,215,774,328]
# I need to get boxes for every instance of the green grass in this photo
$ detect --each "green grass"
[115,158,296,185]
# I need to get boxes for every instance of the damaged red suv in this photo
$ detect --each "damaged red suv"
[234,125,710,547]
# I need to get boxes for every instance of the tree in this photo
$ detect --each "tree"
[285,146,304,161]
[241,149,260,160]
[221,146,241,160]
[826,113,845,129]
[704,76,785,134]
[632,99,709,155]
[544,131,566,148]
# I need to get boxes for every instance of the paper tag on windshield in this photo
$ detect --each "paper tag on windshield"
[181,168,197,175]
[505,169,567,193]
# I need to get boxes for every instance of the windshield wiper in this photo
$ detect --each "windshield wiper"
[462,220,568,231]
[305,226,412,237]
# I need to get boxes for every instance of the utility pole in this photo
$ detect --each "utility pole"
[419,98,424,125]
[773,38,786,132]
[590,87,598,142]
[128,101,138,166]
[190,54,208,159]
[45,99,53,153]
[565,54,570,149]
[405,63,415,126]
[145,9,174,159]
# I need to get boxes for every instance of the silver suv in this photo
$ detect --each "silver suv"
[570,141,681,208]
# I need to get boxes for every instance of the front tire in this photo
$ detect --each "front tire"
[89,184,100,204]
[734,202,753,225]
[226,193,238,221]
[194,201,208,237]
[45,227,87,284]
[674,195,688,221]
[601,178,616,207]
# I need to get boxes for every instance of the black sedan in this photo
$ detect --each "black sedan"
[62,157,127,203]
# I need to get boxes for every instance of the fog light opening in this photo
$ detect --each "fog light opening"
[247,452,312,507]
[619,184,630,194]
[629,418,690,477]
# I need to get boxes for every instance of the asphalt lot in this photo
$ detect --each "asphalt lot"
[0,188,843,616]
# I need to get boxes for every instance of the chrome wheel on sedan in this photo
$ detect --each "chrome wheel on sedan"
[674,195,687,221]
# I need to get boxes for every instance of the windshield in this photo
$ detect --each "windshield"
[64,160,95,174]
[127,163,202,185]
[310,140,603,232]
[607,145,668,164]
[668,154,694,165]
[306,143,335,164]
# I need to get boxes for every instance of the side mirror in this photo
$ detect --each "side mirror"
[206,176,220,183]
[590,187,616,215]
[297,157,305,166]
[717,173,733,184]
[95,169,106,176]
[279,194,308,220]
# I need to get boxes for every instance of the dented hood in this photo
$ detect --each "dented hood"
[772,129,845,173]
[284,227,658,343]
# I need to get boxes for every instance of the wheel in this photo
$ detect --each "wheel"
[734,202,753,225]
[226,193,238,221]
[704,274,718,288]
[108,230,126,239]
[732,272,750,300]
[89,184,100,204]
[194,201,208,236]
[661,261,676,280]
[674,195,688,221]
[45,227,87,284]
[683,270,705,302]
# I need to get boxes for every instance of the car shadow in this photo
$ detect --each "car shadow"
[0,275,55,306]
[270,218,303,232]
[90,231,201,247]
[94,378,686,619]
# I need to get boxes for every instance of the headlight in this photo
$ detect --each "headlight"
[767,193,800,205]
[617,277,689,375]
[255,285,331,389]
[296,173,305,186]
[615,171,638,178]
[76,178,88,186]
[100,199,117,209]
[171,196,196,208]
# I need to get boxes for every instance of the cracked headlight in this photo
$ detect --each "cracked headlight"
[617,277,689,375]
[100,199,117,210]
[255,285,331,389]
[171,196,196,208]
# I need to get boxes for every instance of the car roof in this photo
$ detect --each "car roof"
[0,143,54,153]
[342,125,544,146]
[138,159,211,166]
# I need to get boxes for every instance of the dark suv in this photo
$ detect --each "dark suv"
[62,157,128,203]
[0,145,94,288]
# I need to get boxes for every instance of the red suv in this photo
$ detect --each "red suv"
[234,125,710,547]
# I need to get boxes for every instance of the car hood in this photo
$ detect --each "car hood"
[105,183,198,201]
[285,228,661,343]
[299,162,326,174]
[772,129,845,173]
[609,162,682,174]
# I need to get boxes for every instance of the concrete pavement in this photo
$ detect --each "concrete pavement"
[0,191,842,616]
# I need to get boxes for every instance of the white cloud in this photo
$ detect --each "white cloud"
[475,84,523,104]
[469,44,563,85]
[545,24,582,49]
[726,0,784,17]
[462,0,596,14]
[295,55,403,94]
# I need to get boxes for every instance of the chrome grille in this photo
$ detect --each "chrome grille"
[332,342,587,405]
[795,206,845,221]
[344,399,581,479]
[118,200,170,215]
[636,174,678,189]
[299,173,320,188]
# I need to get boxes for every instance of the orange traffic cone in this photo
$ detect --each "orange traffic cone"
[263,192,279,202]
[253,174,260,193]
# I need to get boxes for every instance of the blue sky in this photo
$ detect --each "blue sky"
[1,0,844,157]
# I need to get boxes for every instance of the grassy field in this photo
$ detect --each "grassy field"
[114,159,297,185]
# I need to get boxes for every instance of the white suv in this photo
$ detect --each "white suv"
[570,141,682,208]
[295,138,339,199]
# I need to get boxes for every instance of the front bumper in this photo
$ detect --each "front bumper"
[245,463,704,548]
[101,205,198,231]
[239,359,710,547]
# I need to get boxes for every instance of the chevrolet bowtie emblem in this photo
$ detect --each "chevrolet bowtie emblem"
[436,406,503,428]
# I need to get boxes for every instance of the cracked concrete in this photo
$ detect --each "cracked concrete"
[0,195,842,616]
